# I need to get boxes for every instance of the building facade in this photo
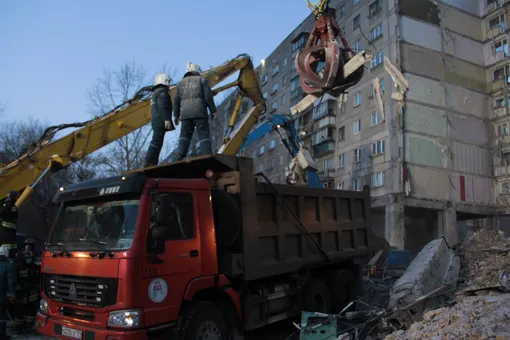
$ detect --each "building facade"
[211,0,510,255]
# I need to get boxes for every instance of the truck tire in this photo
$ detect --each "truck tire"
[179,301,229,340]
[329,269,357,312]
[302,278,332,314]
[211,190,241,248]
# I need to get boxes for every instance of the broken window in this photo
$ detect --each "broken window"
[352,178,361,191]
[353,15,360,30]
[338,126,345,141]
[489,14,506,31]
[492,65,509,83]
[353,120,361,134]
[292,34,308,52]
[371,171,385,187]
[313,101,329,120]
[370,24,383,41]
[369,0,382,17]
[354,148,361,162]
[492,39,509,56]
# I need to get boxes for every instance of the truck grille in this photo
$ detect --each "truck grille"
[44,274,118,308]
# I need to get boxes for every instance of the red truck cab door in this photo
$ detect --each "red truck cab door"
[141,191,202,326]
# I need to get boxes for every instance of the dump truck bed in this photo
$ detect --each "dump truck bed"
[131,155,374,281]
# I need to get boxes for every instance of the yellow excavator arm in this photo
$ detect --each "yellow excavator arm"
[0,54,265,207]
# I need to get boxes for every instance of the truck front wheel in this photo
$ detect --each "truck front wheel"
[179,301,229,340]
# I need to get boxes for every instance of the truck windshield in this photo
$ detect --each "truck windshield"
[48,198,140,251]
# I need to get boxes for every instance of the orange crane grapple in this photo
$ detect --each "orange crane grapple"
[296,0,365,96]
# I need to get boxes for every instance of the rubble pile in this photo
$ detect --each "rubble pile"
[385,229,510,339]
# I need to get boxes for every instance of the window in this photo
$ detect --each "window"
[259,145,265,155]
[263,92,268,99]
[353,0,360,5]
[154,193,195,241]
[353,40,361,52]
[353,15,361,30]
[281,94,286,105]
[261,74,268,84]
[313,101,329,120]
[493,65,510,82]
[352,178,361,191]
[292,34,307,52]
[371,111,382,125]
[271,101,278,111]
[354,148,361,162]
[353,120,361,134]
[292,61,297,73]
[317,116,335,128]
[283,57,288,67]
[489,14,506,31]
[371,171,385,187]
[271,82,279,94]
[282,74,288,86]
[372,139,385,155]
[493,39,509,56]
[336,181,344,190]
[272,64,280,76]
[354,92,362,107]
[269,139,276,150]
[380,78,385,92]
[339,4,345,17]
[369,0,382,17]
[499,123,509,135]
[495,97,505,108]
[291,77,300,92]
[339,154,345,168]
[338,126,345,141]
[324,158,334,170]
[370,24,383,41]
[370,51,384,69]
[311,128,333,145]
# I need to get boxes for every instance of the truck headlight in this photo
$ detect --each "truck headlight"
[39,298,48,314]
[108,309,140,328]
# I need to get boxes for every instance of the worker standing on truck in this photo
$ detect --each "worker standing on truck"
[0,191,20,259]
[144,72,175,167]
[173,63,217,160]
[0,245,16,340]
[12,244,39,333]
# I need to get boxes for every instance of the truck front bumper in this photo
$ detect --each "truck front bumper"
[35,312,149,340]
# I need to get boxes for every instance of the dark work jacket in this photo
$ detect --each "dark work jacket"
[173,72,217,120]
[150,85,173,128]
[0,255,16,305]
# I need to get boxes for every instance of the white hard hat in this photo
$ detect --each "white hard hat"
[155,73,171,86]
[0,245,6,256]
[186,63,203,74]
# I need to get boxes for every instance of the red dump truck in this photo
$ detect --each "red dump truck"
[35,155,374,339]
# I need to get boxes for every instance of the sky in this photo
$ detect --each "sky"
[0,0,310,127]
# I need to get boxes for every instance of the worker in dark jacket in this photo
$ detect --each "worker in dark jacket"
[144,73,175,167]
[0,191,20,258]
[0,245,17,339]
[173,63,217,160]
[12,246,39,333]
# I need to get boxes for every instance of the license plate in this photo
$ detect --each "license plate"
[62,326,82,339]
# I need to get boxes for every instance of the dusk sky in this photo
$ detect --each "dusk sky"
[0,0,310,125]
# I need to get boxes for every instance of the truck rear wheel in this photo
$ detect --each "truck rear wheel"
[302,278,332,314]
[179,301,229,340]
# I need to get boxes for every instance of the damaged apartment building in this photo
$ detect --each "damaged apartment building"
[209,0,510,255]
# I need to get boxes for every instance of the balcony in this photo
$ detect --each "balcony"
[313,140,335,157]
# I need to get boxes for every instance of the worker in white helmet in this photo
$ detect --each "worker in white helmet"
[144,73,175,167]
[172,63,217,160]
[0,245,16,339]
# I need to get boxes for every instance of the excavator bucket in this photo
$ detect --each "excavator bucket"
[295,12,364,96]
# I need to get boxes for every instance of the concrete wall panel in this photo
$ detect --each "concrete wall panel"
[449,116,489,145]
[406,74,446,108]
[407,165,450,200]
[405,134,445,168]
[405,103,447,138]
[442,0,481,16]
[442,4,482,41]
[452,142,492,176]
[473,176,494,204]
[444,82,487,118]
[400,17,442,53]
[401,43,442,80]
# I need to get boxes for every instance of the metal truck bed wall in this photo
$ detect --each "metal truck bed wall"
[129,155,374,282]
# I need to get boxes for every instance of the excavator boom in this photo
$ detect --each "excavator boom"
[0,54,265,204]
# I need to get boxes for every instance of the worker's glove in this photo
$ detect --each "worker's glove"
[173,117,180,126]
[164,120,172,130]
